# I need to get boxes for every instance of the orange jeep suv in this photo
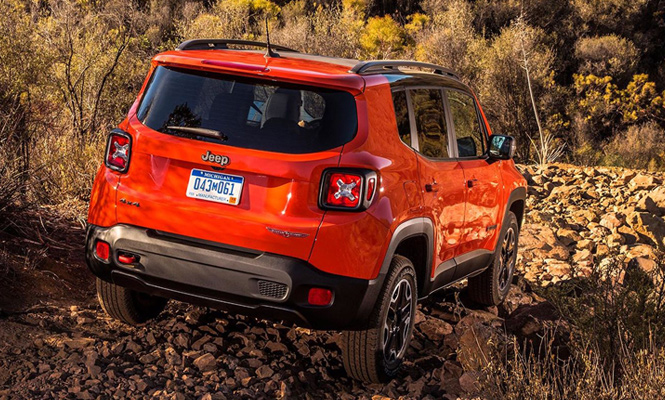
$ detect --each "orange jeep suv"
[86,39,527,383]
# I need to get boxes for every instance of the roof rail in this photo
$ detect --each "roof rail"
[176,39,299,53]
[349,60,459,79]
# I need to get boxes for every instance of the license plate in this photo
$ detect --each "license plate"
[186,169,244,206]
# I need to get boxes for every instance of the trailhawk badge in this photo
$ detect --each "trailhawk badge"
[201,150,229,167]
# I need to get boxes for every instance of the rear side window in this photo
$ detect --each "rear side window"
[137,66,358,154]
[411,89,449,159]
[392,90,411,147]
[447,90,486,157]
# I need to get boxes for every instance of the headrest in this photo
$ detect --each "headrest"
[262,89,301,127]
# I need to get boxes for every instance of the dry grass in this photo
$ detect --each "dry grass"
[478,258,665,399]
[603,122,665,172]
[32,134,105,204]
[481,334,665,400]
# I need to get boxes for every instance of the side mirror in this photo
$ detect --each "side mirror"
[489,135,516,160]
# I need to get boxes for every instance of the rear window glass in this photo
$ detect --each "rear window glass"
[137,66,358,154]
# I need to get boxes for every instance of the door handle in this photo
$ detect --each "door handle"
[425,180,439,192]
[467,179,478,188]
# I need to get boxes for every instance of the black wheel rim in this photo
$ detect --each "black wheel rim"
[498,226,516,292]
[382,278,413,366]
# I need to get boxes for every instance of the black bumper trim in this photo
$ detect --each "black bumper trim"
[86,224,382,330]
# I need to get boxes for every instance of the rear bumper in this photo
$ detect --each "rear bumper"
[85,224,382,330]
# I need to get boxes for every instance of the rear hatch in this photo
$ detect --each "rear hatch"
[117,65,358,260]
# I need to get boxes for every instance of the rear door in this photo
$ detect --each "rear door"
[116,66,358,261]
[401,87,466,283]
[444,88,502,277]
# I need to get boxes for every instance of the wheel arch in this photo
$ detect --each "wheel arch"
[504,186,526,230]
[377,218,434,298]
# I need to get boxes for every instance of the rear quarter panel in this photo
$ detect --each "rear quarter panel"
[87,164,119,227]
[308,77,422,280]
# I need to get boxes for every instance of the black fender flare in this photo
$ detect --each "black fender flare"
[503,186,527,229]
[355,218,434,323]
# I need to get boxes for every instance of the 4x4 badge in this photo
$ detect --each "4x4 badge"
[201,150,229,167]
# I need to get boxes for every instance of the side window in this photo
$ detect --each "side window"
[391,90,411,147]
[411,89,449,159]
[447,90,486,157]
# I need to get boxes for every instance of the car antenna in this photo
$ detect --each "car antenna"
[264,16,279,58]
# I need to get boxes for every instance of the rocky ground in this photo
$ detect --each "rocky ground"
[0,164,663,399]
[519,164,664,285]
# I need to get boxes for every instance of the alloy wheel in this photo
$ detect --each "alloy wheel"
[382,278,414,366]
[498,226,516,291]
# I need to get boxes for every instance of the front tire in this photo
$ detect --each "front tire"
[96,278,167,325]
[468,211,520,305]
[341,255,417,383]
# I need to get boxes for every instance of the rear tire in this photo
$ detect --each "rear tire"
[468,211,519,306]
[341,255,417,383]
[96,278,167,325]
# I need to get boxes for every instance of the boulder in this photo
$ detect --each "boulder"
[606,233,625,248]
[637,186,665,216]
[548,185,577,200]
[628,257,657,274]
[63,338,95,349]
[629,174,659,190]
[418,318,454,342]
[457,323,504,371]
[599,212,624,230]
[193,353,217,372]
[505,302,559,339]
[627,212,665,250]
[255,365,274,379]
[456,311,505,371]
[556,228,582,247]
[459,371,481,393]
[617,225,639,245]
[545,261,572,278]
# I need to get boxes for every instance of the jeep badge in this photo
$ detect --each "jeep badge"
[201,150,229,167]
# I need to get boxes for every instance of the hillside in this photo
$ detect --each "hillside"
[1,163,664,399]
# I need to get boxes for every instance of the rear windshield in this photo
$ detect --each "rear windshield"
[136,66,358,154]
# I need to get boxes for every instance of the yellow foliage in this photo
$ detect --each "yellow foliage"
[342,0,367,15]
[405,13,430,34]
[573,74,620,122]
[225,0,281,15]
[359,15,405,59]
[620,74,663,123]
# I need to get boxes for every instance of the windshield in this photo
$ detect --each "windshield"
[136,66,358,154]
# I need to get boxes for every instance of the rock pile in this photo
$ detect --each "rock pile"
[0,163,663,399]
[518,163,664,286]
[1,281,551,399]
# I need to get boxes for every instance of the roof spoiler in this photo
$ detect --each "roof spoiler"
[349,60,459,79]
[176,39,299,53]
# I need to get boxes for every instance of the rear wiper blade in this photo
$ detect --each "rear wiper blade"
[166,126,228,141]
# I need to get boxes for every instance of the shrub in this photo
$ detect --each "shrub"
[273,3,364,59]
[481,334,665,399]
[481,257,665,399]
[569,73,664,149]
[575,35,639,80]
[359,15,405,59]
[0,157,26,232]
[571,0,648,33]
[32,134,106,204]
[602,122,665,171]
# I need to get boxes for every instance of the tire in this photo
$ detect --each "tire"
[468,211,520,306]
[96,278,167,325]
[341,255,417,383]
